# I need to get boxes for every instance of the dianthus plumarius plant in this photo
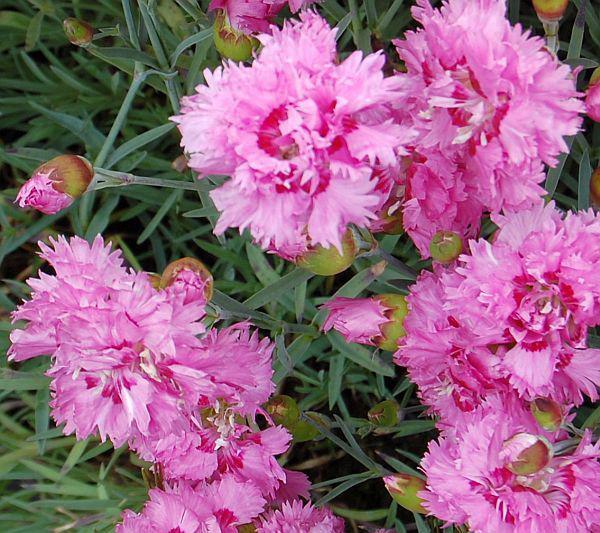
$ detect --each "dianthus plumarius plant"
[1,0,600,531]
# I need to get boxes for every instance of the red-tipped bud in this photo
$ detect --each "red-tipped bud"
[501,433,553,476]
[265,395,301,429]
[296,230,358,276]
[63,18,94,47]
[16,155,93,214]
[591,168,600,207]
[383,474,427,514]
[530,398,563,431]
[159,257,213,305]
[532,0,569,22]
[429,230,462,264]
[368,399,401,427]
[213,10,258,62]
[586,68,600,123]
[375,294,409,351]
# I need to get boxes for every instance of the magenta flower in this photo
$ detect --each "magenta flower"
[16,170,73,214]
[394,0,582,255]
[422,407,600,532]
[117,477,266,532]
[397,203,600,423]
[257,500,345,532]
[173,12,415,258]
[586,77,600,123]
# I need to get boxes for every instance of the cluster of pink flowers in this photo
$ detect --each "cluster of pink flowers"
[8,235,343,531]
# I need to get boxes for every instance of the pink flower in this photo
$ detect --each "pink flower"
[117,477,266,532]
[586,76,600,122]
[257,500,345,532]
[421,407,600,532]
[15,155,93,215]
[321,297,389,345]
[16,170,73,214]
[393,0,582,255]
[8,236,209,446]
[173,12,415,258]
[397,203,600,422]
[208,0,311,34]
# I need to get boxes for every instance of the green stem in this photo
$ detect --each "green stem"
[92,168,215,192]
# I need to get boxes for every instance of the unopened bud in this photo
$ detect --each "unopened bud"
[373,196,404,235]
[63,18,93,47]
[376,294,409,351]
[159,257,213,304]
[213,10,258,62]
[532,0,569,23]
[530,398,563,431]
[591,168,600,207]
[296,230,358,276]
[383,474,427,514]
[368,400,401,427]
[429,230,462,264]
[586,68,600,123]
[265,395,301,429]
[16,155,93,215]
[291,419,319,443]
[501,433,552,476]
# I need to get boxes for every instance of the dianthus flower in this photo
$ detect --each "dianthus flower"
[422,407,600,532]
[8,236,211,446]
[393,0,582,256]
[173,12,415,258]
[257,500,345,532]
[396,203,600,422]
[117,477,266,532]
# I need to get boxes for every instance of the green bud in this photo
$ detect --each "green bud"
[429,230,463,264]
[265,395,301,429]
[213,10,258,62]
[503,433,552,476]
[532,0,569,22]
[383,474,427,514]
[530,398,563,431]
[375,294,409,351]
[296,230,358,276]
[291,419,319,443]
[39,155,93,198]
[63,18,93,47]
[368,399,400,427]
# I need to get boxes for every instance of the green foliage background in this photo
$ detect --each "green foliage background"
[0,0,599,531]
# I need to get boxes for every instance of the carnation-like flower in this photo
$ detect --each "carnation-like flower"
[397,203,600,422]
[9,236,208,446]
[16,155,93,215]
[393,0,582,256]
[173,12,415,258]
[257,500,345,532]
[117,477,266,532]
[321,294,408,350]
[159,257,213,308]
[586,68,600,122]
[421,407,600,532]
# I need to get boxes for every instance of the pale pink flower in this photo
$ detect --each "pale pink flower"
[422,408,600,532]
[257,500,345,532]
[397,202,600,419]
[209,0,311,34]
[393,0,582,255]
[173,12,415,258]
[117,477,266,532]
[16,169,73,214]
[321,296,389,345]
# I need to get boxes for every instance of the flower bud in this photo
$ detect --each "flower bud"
[530,398,563,431]
[290,419,319,443]
[265,395,301,429]
[429,230,462,264]
[16,155,93,215]
[532,0,569,22]
[586,68,600,123]
[372,196,404,235]
[368,399,401,427]
[591,168,600,207]
[159,257,213,305]
[501,433,553,476]
[63,18,93,47]
[383,474,427,514]
[376,294,409,351]
[296,230,358,276]
[213,10,258,62]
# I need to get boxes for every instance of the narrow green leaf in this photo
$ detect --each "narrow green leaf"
[25,11,43,51]
[0,369,50,391]
[169,28,212,67]
[106,123,175,168]
[137,189,179,244]
[34,388,50,455]
[88,46,158,67]
[243,269,313,310]
[328,354,344,409]
[578,148,591,210]
[85,193,121,241]
[545,136,574,196]
[567,1,586,59]
[328,332,395,377]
